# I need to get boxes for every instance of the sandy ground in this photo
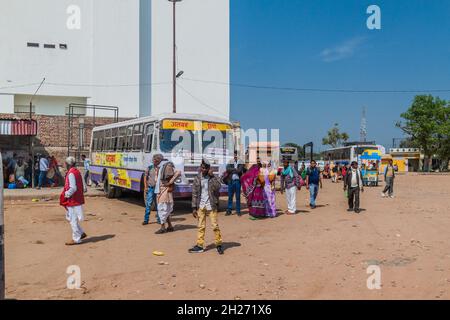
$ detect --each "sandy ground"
[3,174,450,300]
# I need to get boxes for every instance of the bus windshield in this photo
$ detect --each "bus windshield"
[202,130,230,155]
[159,129,196,153]
[159,119,233,155]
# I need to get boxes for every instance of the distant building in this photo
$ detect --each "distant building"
[247,141,281,167]
[388,148,422,172]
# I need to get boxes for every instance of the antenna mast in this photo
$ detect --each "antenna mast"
[360,106,367,142]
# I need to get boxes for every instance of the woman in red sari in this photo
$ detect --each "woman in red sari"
[241,163,266,218]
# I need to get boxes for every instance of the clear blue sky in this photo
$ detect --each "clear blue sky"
[229,0,450,152]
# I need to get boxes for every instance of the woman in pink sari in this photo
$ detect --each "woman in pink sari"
[262,161,277,217]
[241,164,266,218]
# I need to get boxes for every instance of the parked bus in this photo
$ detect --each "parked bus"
[89,113,235,199]
[322,144,386,166]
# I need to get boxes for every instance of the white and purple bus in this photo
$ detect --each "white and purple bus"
[89,113,235,200]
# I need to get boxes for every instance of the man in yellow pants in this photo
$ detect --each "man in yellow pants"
[189,160,224,255]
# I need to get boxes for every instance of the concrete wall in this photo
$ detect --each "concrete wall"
[151,0,230,119]
[14,95,87,116]
[0,0,94,98]
[0,95,14,114]
[89,0,141,117]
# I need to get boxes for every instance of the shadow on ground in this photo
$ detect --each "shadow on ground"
[83,234,116,244]
[205,242,242,252]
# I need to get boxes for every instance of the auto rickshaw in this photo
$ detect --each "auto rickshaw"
[360,149,382,187]
[362,165,379,186]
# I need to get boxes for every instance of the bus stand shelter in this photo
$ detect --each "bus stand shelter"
[0,119,38,187]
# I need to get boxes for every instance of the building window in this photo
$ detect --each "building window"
[14,105,35,114]
[60,44,68,50]
[27,42,39,48]
[44,44,56,49]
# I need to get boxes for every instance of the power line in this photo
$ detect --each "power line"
[45,81,171,88]
[0,82,42,90]
[183,77,450,94]
[4,78,449,93]
[176,83,235,121]
[1,81,172,90]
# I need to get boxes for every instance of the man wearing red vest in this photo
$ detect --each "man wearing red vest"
[60,156,87,245]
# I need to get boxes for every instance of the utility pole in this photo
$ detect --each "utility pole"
[29,78,45,188]
[1,152,5,300]
[169,0,182,113]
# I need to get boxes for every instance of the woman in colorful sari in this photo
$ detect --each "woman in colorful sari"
[262,161,277,218]
[241,164,266,218]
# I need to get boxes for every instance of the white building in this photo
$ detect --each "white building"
[0,0,230,119]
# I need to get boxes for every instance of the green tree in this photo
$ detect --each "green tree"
[435,102,450,170]
[322,123,349,148]
[399,137,418,148]
[396,95,449,171]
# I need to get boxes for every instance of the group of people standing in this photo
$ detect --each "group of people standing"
[2,153,32,188]
[143,154,224,255]
[58,153,397,252]
[1,153,63,189]
[35,154,63,189]
[226,154,324,219]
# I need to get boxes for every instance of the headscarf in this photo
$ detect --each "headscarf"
[241,164,260,199]
[282,164,294,178]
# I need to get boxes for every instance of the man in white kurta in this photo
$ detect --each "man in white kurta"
[61,157,88,245]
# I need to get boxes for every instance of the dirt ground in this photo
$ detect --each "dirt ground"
[4,174,450,300]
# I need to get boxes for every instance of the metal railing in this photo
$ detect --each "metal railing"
[67,104,119,161]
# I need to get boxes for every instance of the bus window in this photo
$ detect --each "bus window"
[117,127,126,151]
[203,130,226,155]
[132,124,143,151]
[104,129,112,151]
[125,125,133,151]
[160,128,194,153]
[97,130,104,152]
[144,123,154,153]
[92,131,99,151]
[111,128,118,151]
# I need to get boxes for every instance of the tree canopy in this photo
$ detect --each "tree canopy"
[322,123,349,148]
[396,95,450,170]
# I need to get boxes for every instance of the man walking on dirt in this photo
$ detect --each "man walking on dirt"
[344,161,364,214]
[152,154,180,234]
[306,160,322,209]
[142,162,160,226]
[382,159,396,198]
[60,157,88,245]
[225,151,244,216]
[190,160,224,255]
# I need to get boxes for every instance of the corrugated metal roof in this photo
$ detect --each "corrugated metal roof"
[0,119,37,136]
